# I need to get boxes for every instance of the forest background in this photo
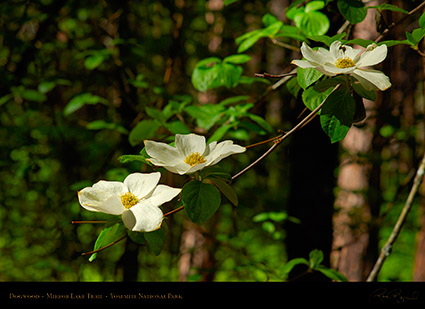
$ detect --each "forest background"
[1,0,425,283]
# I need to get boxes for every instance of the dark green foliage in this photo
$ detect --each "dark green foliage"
[0,0,422,282]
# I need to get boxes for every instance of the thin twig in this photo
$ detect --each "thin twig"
[269,38,300,52]
[375,1,425,43]
[72,220,108,224]
[232,84,340,181]
[244,133,286,149]
[163,205,184,217]
[255,72,297,79]
[366,152,425,282]
[81,234,128,256]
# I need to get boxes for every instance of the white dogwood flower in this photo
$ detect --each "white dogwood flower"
[144,133,246,175]
[78,172,181,232]
[291,40,391,91]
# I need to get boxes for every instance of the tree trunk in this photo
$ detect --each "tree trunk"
[413,45,425,282]
[178,221,217,281]
[330,1,382,281]
[285,115,338,280]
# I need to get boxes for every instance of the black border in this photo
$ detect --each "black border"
[2,281,425,305]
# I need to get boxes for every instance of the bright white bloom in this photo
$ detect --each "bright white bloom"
[291,41,391,91]
[144,133,246,175]
[78,172,181,232]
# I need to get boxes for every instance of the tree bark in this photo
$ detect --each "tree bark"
[178,221,217,281]
[330,1,382,281]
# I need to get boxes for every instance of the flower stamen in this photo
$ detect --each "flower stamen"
[184,152,206,167]
[335,57,356,69]
[120,192,139,209]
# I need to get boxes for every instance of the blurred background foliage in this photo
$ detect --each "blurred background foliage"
[0,0,424,282]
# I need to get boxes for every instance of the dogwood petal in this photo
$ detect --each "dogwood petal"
[352,68,391,91]
[300,42,331,66]
[356,44,387,67]
[145,184,181,207]
[124,172,161,199]
[78,181,127,215]
[291,59,317,69]
[144,140,182,166]
[175,133,206,158]
[329,41,344,60]
[321,63,357,75]
[122,202,164,232]
[291,59,337,76]
[206,140,246,166]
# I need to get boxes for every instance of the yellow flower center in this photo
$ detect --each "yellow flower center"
[120,192,139,209]
[184,152,206,167]
[335,57,356,69]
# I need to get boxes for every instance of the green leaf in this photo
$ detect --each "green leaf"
[280,258,309,277]
[118,154,151,165]
[185,104,224,130]
[295,11,330,36]
[64,92,107,115]
[199,166,232,181]
[352,80,376,101]
[207,124,233,143]
[89,222,126,262]
[145,225,166,256]
[309,249,324,269]
[344,38,374,48]
[319,87,355,143]
[164,121,191,134]
[252,213,269,223]
[84,53,105,70]
[262,221,275,233]
[320,114,350,143]
[315,265,348,282]
[305,1,325,13]
[37,81,57,94]
[368,4,408,14]
[268,211,288,222]
[352,91,366,123]
[191,58,244,91]
[413,28,425,45]
[308,32,347,46]
[223,54,251,64]
[224,0,238,5]
[337,0,367,24]
[145,106,166,123]
[128,119,161,147]
[276,25,307,41]
[302,85,333,112]
[262,13,279,27]
[0,93,12,107]
[247,114,273,133]
[236,21,283,53]
[297,67,323,90]
[127,231,146,244]
[181,180,221,223]
[420,12,425,29]
[206,177,238,206]
[86,120,128,134]
[21,89,47,102]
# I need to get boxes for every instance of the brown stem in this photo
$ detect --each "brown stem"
[375,1,425,43]
[81,234,128,256]
[232,84,341,181]
[366,152,425,281]
[72,220,108,224]
[163,205,184,217]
